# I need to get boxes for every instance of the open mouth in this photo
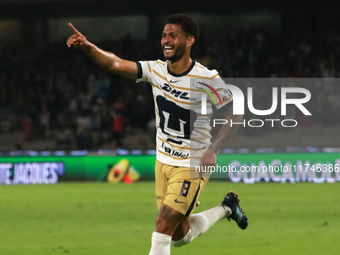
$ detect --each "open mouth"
[163,45,174,53]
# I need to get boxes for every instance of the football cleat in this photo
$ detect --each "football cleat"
[221,191,248,230]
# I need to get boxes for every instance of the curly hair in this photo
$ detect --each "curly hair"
[166,13,200,41]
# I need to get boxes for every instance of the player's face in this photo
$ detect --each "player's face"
[161,24,189,62]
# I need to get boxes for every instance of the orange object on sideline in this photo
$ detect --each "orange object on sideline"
[123,173,134,184]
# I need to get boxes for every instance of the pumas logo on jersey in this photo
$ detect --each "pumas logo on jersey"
[160,83,190,100]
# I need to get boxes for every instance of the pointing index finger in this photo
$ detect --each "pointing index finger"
[68,23,79,34]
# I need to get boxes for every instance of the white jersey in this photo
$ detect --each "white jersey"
[136,60,232,167]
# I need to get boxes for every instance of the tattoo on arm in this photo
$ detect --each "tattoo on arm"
[209,106,243,153]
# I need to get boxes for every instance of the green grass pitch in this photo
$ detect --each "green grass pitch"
[0,181,339,255]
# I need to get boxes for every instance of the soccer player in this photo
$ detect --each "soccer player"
[67,13,248,255]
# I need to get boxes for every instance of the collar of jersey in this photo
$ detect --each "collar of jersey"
[167,60,196,77]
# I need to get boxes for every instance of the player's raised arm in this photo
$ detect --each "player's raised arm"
[66,23,139,80]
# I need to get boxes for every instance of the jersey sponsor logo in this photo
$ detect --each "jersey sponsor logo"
[170,79,179,83]
[160,83,190,100]
[161,141,189,159]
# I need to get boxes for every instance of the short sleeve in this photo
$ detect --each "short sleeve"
[136,60,153,83]
[208,72,233,110]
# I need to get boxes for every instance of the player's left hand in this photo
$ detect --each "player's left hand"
[199,148,216,178]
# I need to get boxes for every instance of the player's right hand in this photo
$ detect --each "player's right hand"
[199,148,216,178]
[66,23,89,51]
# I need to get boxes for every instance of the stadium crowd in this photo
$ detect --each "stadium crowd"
[1,27,340,149]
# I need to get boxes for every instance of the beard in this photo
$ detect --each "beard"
[164,42,187,63]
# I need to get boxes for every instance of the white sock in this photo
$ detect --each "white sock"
[172,205,231,247]
[148,232,171,255]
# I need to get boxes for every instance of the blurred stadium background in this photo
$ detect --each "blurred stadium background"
[1,2,340,255]
[0,0,340,153]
